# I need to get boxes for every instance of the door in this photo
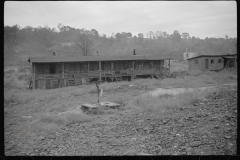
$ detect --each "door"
[205,59,209,70]
[229,59,234,68]
[49,64,56,74]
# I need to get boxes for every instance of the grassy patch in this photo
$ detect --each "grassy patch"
[40,113,65,125]
[39,109,92,126]
[100,81,130,90]
[134,88,211,113]
[133,78,160,89]
[4,69,15,74]
[63,112,92,125]
[111,96,127,106]
[48,103,69,113]
[70,88,88,97]
[4,93,20,105]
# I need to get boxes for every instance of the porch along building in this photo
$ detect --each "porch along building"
[28,55,172,89]
[187,54,237,71]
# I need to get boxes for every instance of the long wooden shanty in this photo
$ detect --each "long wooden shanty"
[27,54,172,89]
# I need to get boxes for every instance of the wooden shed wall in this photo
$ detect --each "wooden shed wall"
[188,57,225,71]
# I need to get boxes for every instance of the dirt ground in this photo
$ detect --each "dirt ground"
[4,82,237,156]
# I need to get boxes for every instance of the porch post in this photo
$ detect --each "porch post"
[99,61,101,81]
[169,59,171,77]
[88,62,89,72]
[132,61,135,74]
[33,63,35,90]
[62,63,64,78]
[111,62,113,71]
[62,63,65,88]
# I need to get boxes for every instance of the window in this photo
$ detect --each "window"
[218,59,222,63]
[194,60,198,64]
[211,60,214,64]
[149,61,153,68]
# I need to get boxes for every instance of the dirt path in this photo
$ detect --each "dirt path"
[4,84,237,155]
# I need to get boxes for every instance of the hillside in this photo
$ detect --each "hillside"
[4,24,237,67]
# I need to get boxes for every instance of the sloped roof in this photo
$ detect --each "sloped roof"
[28,55,174,63]
[223,56,236,59]
[187,54,236,60]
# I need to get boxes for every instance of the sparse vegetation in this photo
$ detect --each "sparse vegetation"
[134,88,211,113]
[39,109,92,126]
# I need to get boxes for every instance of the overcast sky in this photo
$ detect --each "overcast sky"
[4,1,237,39]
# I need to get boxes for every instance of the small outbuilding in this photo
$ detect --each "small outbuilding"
[187,54,237,71]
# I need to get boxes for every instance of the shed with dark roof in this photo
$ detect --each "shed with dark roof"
[187,54,237,71]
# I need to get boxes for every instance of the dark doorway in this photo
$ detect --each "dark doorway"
[205,59,209,69]
[49,64,56,74]
[229,59,235,68]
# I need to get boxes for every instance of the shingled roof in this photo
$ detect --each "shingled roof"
[28,55,174,63]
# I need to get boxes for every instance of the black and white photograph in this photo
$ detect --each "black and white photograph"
[4,1,237,156]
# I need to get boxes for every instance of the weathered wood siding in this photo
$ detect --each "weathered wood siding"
[159,60,164,68]
[102,61,111,71]
[89,62,99,71]
[119,61,125,70]
[188,57,225,71]
[55,63,62,74]
[80,62,88,72]
[143,61,149,69]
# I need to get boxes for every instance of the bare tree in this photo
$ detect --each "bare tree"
[75,33,94,56]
